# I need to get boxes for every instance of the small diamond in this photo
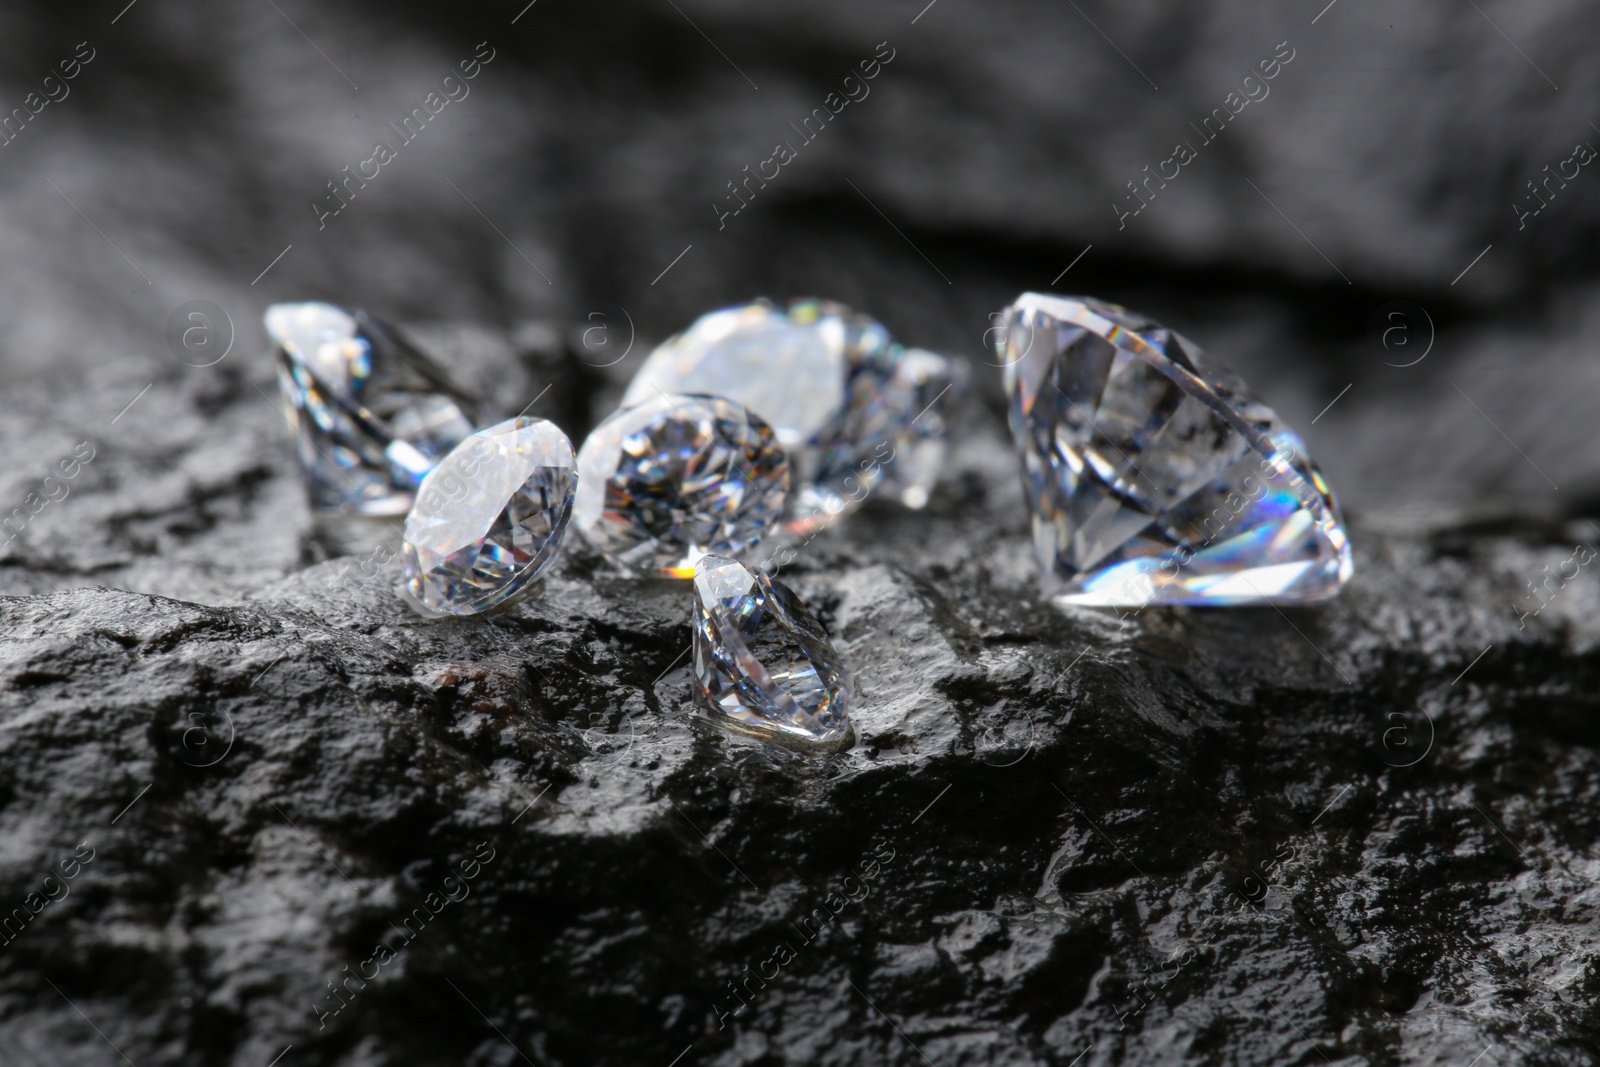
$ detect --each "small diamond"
[574,394,788,577]
[692,554,852,746]
[999,293,1352,606]
[621,299,957,534]
[400,416,576,617]
[268,302,478,515]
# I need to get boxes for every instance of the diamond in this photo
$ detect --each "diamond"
[400,416,576,617]
[882,346,962,511]
[573,394,789,577]
[692,554,852,747]
[621,299,957,534]
[999,293,1352,606]
[268,301,478,516]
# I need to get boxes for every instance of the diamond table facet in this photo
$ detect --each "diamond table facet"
[692,554,852,747]
[999,293,1352,606]
[400,416,576,617]
[573,394,789,577]
[268,301,478,516]
[621,299,957,534]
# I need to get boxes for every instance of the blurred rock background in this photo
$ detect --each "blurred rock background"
[0,0,1596,529]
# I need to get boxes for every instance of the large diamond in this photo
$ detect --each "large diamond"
[400,416,576,617]
[692,554,852,747]
[269,301,478,515]
[999,293,1352,606]
[573,394,789,577]
[621,299,957,534]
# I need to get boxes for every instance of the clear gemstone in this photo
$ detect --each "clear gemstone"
[400,416,576,617]
[692,554,852,746]
[883,346,962,510]
[621,299,957,534]
[573,394,789,577]
[999,293,1352,606]
[268,302,478,515]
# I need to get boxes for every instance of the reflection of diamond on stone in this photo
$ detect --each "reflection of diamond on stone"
[268,302,478,516]
[692,554,852,747]
[573,393,789,577]
[621,299,958,534]
[400,416,576,617]
[999,293,1352,606]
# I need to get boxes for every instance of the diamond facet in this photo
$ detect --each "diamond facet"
[573,394,789,577]
[692,554,852,747]
[999,293,1352,606]
[400,416,576,617]
[621,299,957,533]
[268,301,478,515]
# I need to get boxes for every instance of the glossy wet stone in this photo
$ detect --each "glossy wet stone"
[3,327,1595,1067]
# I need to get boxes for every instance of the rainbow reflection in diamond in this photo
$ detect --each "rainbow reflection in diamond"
[998,293,1351,606]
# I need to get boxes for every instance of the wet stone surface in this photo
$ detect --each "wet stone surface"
[1,332,1597,1066]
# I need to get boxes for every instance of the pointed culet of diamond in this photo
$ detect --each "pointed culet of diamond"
[692,555,852,748]
[574,394,789,577]
[621,299,958,534]
[268,301,479,515]
[999,293,1352,606]
[400,416,576,617]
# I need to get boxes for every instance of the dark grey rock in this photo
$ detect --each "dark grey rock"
[2,339,1598,1066]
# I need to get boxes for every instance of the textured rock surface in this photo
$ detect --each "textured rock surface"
[3,342,1599,1065]
[2,1,1599,1063]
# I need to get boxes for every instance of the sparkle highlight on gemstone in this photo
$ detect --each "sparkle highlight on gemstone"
[400,416,576,617]
[998,293,1352,606]
[269,301,478,516]
[573,393,789,576]
[692,554,852,747]
[622,298,958,533]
